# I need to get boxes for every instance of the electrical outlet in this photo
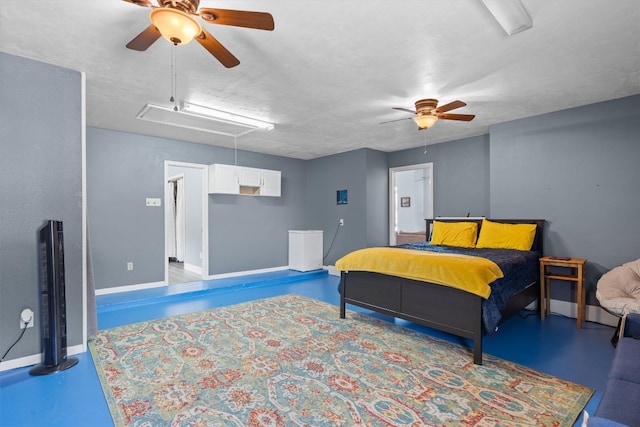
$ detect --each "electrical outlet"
[339,218,344,226]
[127,262,134,271]
[20,308,34,329]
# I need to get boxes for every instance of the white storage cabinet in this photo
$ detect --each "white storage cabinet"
[288,230,323,272]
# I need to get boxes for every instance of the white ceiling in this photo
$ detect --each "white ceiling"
[1,1,639,160]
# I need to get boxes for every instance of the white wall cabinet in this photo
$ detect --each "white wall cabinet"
[261,169,281,197]
[208,164,281,197]
[208,164,239,194]
[238,166,262,187]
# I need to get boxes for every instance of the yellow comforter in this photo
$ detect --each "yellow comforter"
[335,247,504,298]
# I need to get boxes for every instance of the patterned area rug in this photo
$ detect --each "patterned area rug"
[90,294,592,426]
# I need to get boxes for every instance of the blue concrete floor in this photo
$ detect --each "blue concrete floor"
[0,271,616,427]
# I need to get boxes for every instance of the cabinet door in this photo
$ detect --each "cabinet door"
[238,166,262,187]
[261,169,281,197]
[208,164,239,194]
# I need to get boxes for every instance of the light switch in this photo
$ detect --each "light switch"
[146,198,161,207]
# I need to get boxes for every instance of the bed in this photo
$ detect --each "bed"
[336,218,544,365]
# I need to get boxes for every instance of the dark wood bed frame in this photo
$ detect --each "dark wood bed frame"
[339,218,545,365]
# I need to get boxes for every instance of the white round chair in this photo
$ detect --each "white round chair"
[596,258,640,345]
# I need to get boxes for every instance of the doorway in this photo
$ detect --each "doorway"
[389,163,433,246]
[164,161,208,284]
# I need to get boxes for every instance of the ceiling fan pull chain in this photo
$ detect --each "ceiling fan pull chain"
[170,45,178,111]
[424,130,428,155]
[169,45,174,103]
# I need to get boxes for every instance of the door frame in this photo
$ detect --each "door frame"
[164,160,209,284]
[388,162,433,245]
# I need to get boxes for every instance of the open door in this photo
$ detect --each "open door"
[164,161,208,285]
[389,163,433,246]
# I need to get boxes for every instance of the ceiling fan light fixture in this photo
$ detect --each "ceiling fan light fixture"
[150,8,202,45]
[413,115,438,129]
[482,0,532,36]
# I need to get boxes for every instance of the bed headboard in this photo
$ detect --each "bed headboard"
[424,218,545,253]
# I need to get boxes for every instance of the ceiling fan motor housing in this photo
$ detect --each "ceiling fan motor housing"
[415,99,439,115]
[158,0,200,14]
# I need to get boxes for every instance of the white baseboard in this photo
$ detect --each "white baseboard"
[548,299,619,327]
[0,343,85,373]
[206,266,289,280]
[96,267,293,297]
[183,263,202,275]
[95,280,166,296]
[585,304,619,327]
[326,265,340,276]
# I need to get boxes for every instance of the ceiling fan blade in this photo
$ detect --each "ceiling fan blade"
[392,107,417,114]
[126,25,162,51]
[198,8,275,31]
[439,113,475,121]
[122,0,154,7]
[380,117,413,125]
[195,29,240,68]
[435,100,466,113]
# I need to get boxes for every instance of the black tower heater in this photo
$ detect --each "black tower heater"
[29,220,78,375]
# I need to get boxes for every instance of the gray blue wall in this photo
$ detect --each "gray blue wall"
[365,149,390,248]
[390,95,640,306]
[390,134,491,218]
[0,52,84,361]
[87,128,308,289]
[489,95,640,305]
[306,148,389,265]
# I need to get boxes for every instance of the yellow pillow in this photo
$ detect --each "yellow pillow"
[475,219,536,251]
[429,221,478,248]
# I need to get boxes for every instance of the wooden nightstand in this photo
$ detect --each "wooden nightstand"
[539,256,587,328]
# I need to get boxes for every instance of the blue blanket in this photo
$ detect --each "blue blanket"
[396,243,540,333]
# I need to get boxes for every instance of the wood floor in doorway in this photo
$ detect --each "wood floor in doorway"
[168,261,201,284]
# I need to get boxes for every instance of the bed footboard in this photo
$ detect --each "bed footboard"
[340,271,484,364]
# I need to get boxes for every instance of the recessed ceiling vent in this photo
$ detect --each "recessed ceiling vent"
[136,103,274,137]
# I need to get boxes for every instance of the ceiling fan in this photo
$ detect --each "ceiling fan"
[382,99,475,130]
[123,0,274,68]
